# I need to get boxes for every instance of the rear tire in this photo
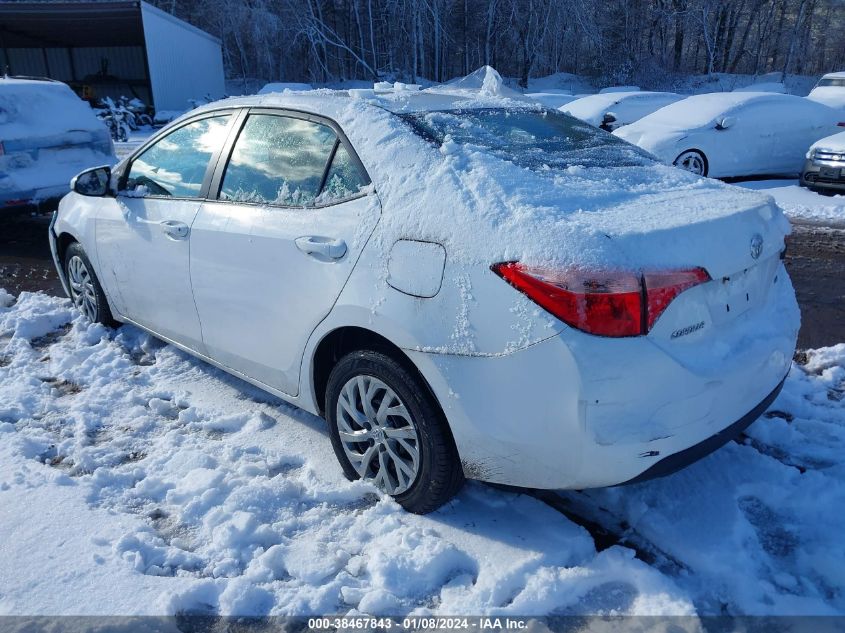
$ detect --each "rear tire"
[673,149,708,176]
[326,350,464,514]
[64,242,115,326]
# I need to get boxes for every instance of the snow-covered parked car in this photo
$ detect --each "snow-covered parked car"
[49,89,799,513]
[562,91,684,131]
[615,92,843,178]
[807,71,845,109]
[0,77,115,210]
[800,130,845,193]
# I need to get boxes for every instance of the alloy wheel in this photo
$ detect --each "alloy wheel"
[67,255,97,321]
[674,151,706,176]
[336,375,421,495]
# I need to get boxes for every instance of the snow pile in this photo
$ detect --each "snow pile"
[736,180,845,225]
[442,66,523,98]
[733,82,787,94]
[1,291,845,616]
[0,292,689,617]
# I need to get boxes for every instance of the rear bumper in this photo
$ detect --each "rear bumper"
[621,376,785,485]
[0,184,67,210]
[407,262,799,490]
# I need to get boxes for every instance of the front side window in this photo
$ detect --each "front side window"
[124,114,231,198]
[219,114,338,206]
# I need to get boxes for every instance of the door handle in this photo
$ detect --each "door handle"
[295,236,347,260]
[160,220,190,240]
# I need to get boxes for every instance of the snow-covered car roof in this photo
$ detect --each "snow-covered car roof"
[562,91,679,121]
[0,77,104,141]
[820,71,845,79]
[625,92,813,130]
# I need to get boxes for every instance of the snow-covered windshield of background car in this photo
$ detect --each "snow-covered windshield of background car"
[402,108,653,170]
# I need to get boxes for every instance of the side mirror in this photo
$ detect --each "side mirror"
[716,116,735,130]
[71,166,112,197]
[600,112,618,131]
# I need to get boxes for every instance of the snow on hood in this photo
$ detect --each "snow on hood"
[809,130,845,153]
[0,78,105,142]
[807,87,845,109]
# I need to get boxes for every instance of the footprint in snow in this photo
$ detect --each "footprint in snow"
[738,496,799,559]
[29,323,72,349]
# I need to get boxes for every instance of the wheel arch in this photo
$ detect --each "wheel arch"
[310,326,444,423]
[55,231,79,265]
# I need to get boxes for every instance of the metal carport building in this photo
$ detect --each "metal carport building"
[0,1,225,112]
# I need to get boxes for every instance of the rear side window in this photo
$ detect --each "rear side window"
[817,78,845,88]
[317,144,369,203]
[124,114,231,198]
[219,114,337,206]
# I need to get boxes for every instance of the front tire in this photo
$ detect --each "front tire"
[673,149,708,176]
[64,242,114,326]
[326,350,464,514]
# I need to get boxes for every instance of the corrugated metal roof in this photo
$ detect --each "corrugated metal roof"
[0,2,219,48]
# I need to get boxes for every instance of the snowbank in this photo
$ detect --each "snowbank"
[0,292,691,617]
[735,179,845,225]
[1,291,844,616]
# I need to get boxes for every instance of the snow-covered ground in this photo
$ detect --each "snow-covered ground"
[1,290,843,617]
[735,179,845,226]
[114,128,155,160]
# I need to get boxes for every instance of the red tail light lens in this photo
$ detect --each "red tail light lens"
[644,269,711,330]
[492,262,710,337]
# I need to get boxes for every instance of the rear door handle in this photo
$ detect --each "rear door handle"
[160,220,190,240]
[295,236,347,260]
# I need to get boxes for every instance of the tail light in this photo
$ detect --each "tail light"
[492,262,710,337]
[0,142,5,157]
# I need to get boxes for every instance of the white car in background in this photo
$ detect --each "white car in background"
[562,91,684,131]
[807,72,845,109]
[0,77,115,210]
[50,90,798,513]
[615,92,843,178]
[801,130,845,193]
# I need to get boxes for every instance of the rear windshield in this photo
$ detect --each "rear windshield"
[817,78,845,88]
[401,108,653,170]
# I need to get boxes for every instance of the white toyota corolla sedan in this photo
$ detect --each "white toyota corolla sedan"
[50,87,799,513]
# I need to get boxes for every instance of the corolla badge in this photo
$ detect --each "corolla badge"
[750,233,764,260]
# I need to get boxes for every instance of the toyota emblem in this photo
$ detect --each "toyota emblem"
[750,234,764,260]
